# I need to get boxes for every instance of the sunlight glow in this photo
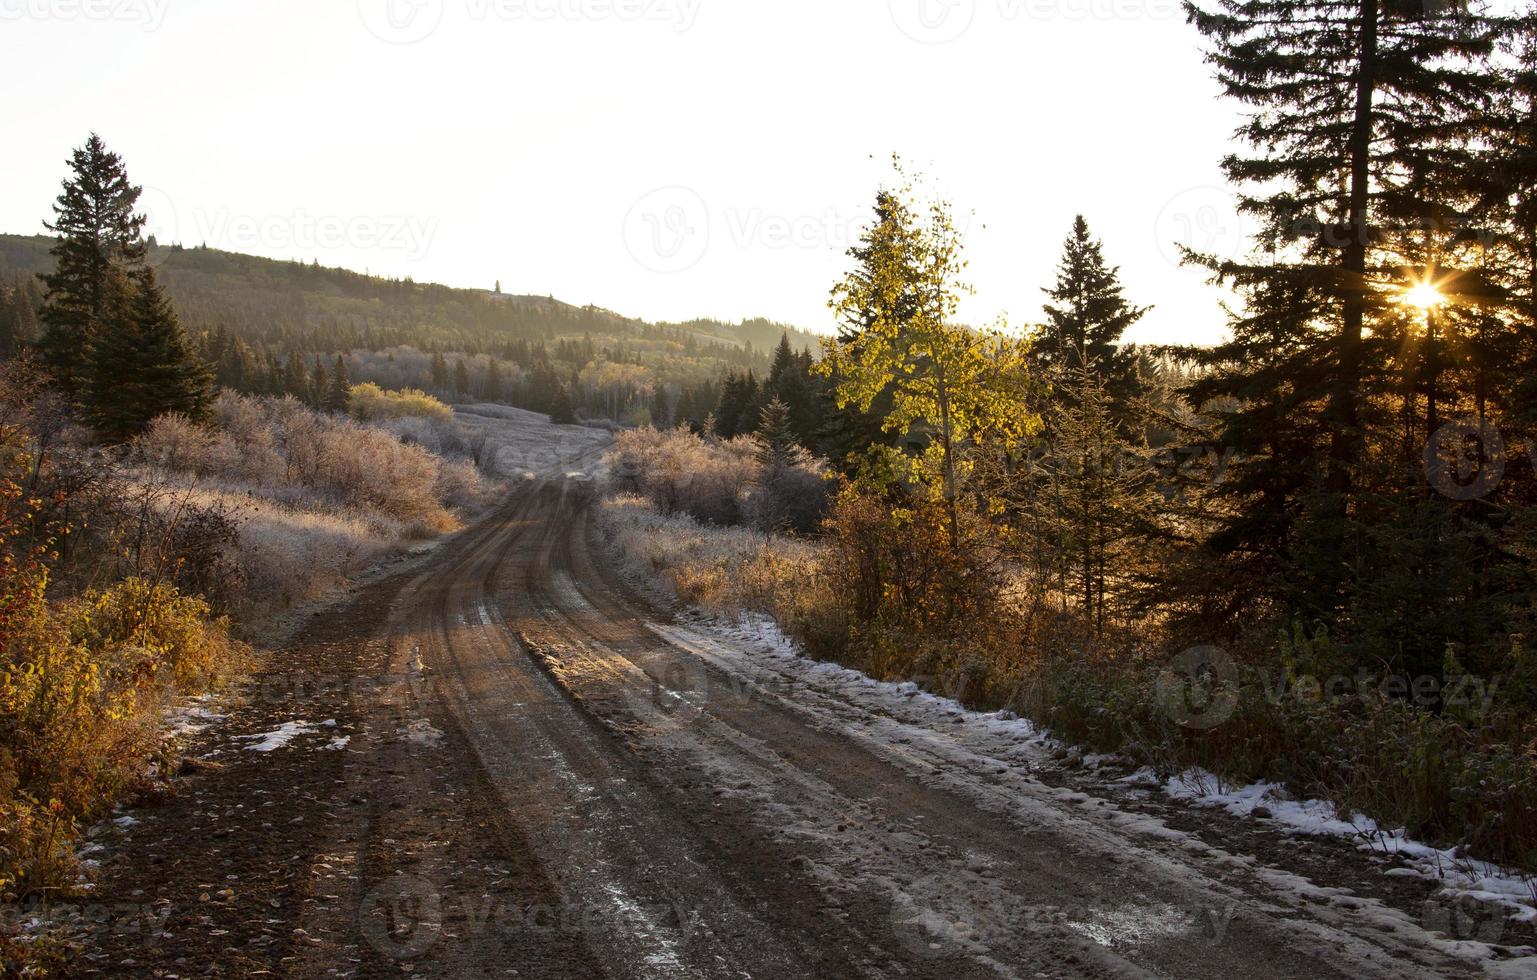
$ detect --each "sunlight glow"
[1402,280,1447,312]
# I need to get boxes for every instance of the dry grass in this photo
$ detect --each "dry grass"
[127,394,501,622]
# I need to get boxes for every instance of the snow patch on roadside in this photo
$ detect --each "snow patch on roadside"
[237,719,331,752]
[712,613,1058,751]
[165,695,226,738]
[1164,769,1537,924]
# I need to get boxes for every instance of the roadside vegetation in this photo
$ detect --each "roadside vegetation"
[0,138,509,969]
[601,17,1537,881]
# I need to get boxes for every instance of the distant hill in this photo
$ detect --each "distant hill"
[0,234,823,423]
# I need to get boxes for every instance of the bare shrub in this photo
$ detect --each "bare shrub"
[131,413,215,472]
[744,464,829,535]
[608,426,826,531]
[436,458,490,512]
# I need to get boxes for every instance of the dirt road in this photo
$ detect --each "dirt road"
[76,471,1534,978]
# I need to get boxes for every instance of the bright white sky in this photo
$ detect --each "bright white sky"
[1,0,1246,345]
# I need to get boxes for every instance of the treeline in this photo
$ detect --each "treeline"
[0,231,815,424]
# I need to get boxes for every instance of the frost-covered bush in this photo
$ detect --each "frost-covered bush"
[607,426,826,531]
[435,458,489,512]
[126,392,497,619]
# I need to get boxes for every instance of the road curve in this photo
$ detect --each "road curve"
[333,474,1496,979]
[77,465,1521,978]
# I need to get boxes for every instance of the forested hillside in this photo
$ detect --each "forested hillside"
[0,232,819,424]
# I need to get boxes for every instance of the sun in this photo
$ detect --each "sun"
[1402,280,1446,312]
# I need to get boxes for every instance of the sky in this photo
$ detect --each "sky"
[1,0,1249,346]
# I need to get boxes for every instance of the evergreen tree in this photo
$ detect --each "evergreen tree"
[764,333,818,447]
[1022,362,1160,638]
[453,358,471,399]
[310,358,328,408]
[283,351,307,396]
[1038,216,1147,369]
[483,359,502,402]
[1037,215,1149,426]
[713,370,760,439]
[323,354,351,413]
[37,134,147,396]
[651,385,674,428]
[754,397,805,474]
[548,384,576,424]
[1180,0,1511,657]
[430,350,449,390]
[768,334,796,384]
[84,269,213,442]
[1486,20,1537,424]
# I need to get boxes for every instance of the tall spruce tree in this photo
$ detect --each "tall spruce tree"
[1037,216,1149,379]
[548,384,576,424]
[765,333,819,448]
[1180,0,1510,655]
[1022,361,1161,638]
[1488,18,1537,424]
[310,358,328,409]
[38,134,147,396]
[323,355,351,413]
[430,350,449,391]
[713,370,759,439]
